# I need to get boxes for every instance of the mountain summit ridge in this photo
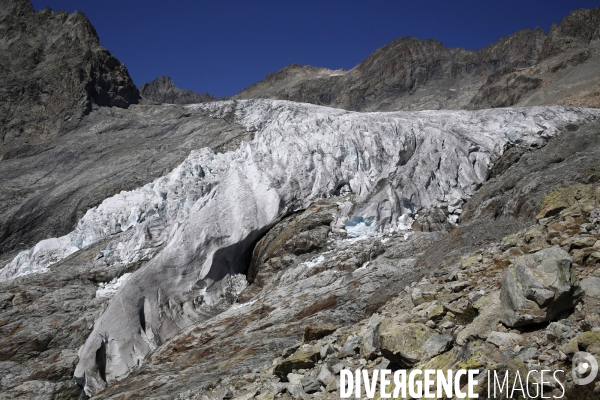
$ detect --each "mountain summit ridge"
[234,7,600,111]
[139,76,217,104]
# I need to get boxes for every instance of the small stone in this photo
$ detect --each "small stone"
[320,344,334,359]
[559,350,567,361]
[301,376,321,394]
[440,321,455,330]
[449,281,470,292]
[486,331,525,348]
[287,373,303,386]
[468,290,485,303]
[286,384,306,400]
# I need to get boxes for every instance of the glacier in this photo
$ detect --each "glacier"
[0,99,598,394]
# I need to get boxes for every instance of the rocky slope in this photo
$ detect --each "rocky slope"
[140,76,217,105]
[234,7,600,112]
[1,100,599,399]
[88,120,600,400]
[0,0,140,158]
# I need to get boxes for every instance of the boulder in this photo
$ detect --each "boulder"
[411,301,445,323]
[338,336,361,358]
[500,246,580,327]
[361,314,383,360]
[301,376,321,394]
[456,291,501,345]
[287,373,303,385]
[379,321,441,367]
[285,384,306,400]
[422,334,453,359]
[562,332,600,358]
[303,324,337,343]
[320,344,334,359]
[317,363,336,388]
[580,277,600,299]
[486,332,526,348]
[273,347,321,381]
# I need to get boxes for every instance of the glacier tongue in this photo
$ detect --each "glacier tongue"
[0,100,597,393]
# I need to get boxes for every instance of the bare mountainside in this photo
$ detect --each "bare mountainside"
[0,0,140,158]
[234,7,600,111]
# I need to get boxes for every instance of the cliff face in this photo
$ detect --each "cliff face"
[0,0,140,158]
[235,8,600,112]
[139,76,216,104]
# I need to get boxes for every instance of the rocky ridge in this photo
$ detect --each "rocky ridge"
[140,76,217,105]
[234,7,600,112]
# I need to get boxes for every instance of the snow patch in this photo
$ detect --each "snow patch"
[96,273,133,298]
[302,255,326,268]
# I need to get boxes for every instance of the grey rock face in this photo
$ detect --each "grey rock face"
[239,199,338,303]
[500,246,580,327]
[140,76,216,104]
[0,0,139,158]
[538,8,600,62]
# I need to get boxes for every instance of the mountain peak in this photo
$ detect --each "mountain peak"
[140,76,216,104]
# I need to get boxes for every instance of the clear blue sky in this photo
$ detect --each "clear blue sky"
[31,0,600,98]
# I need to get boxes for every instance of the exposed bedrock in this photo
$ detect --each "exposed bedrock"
[0,0,140,157]
[1,100,597,394]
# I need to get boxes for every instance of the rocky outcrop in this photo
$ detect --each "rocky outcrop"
[239,199,338,302]
[139,76,216,104]
[500,246,580,327]
[469,7,600,110]
[538,7,600,62]
[0,0,140,157]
